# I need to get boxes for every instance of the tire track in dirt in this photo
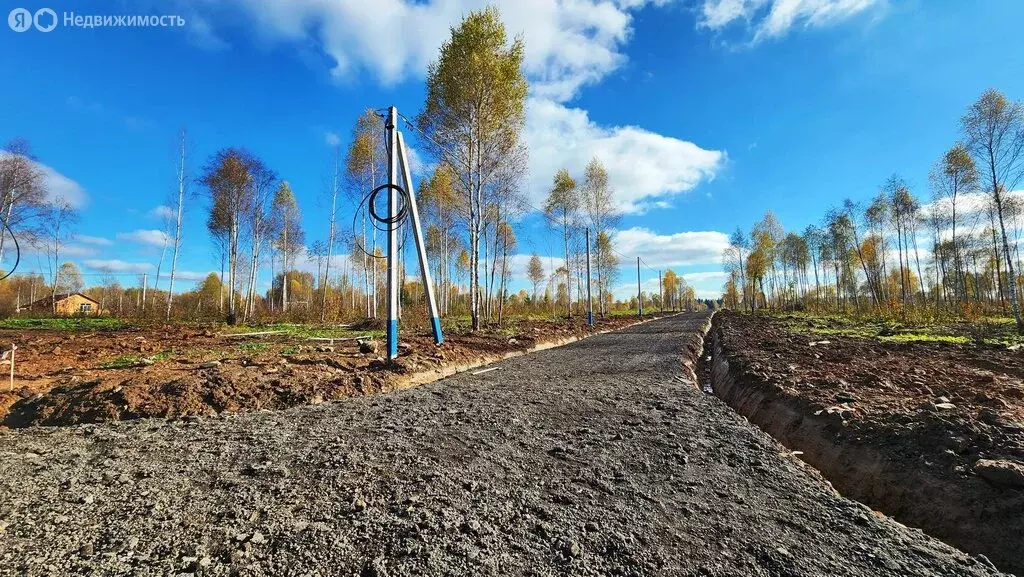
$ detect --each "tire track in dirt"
[0,313,1007,576]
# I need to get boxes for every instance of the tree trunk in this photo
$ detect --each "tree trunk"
[282,224,289,313]
[994,188,1024,331]
[563,223,572,319]
[323,150,339,322]
[166,129,186,320]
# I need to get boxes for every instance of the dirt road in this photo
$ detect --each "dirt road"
[0,313,1007,576]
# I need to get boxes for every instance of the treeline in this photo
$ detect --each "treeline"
[0,7,651,327]
[722,89,1024,331]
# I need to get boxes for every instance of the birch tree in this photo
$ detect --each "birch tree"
[323,144,341,321]
[582,157,619,316]
[727,228,750,311]
[38,196,78,313]
[962,88,1024,331]
[495,220,516,325]
[843,198,878,306]
[929,144,977,305]
[345,110,383,318]
[527,253,544,301]
[0,139,47,262]
[419,7,528,331]
[166,128,189,320]
[242,154,278,321]
[271,181,304,312]
[201,149,253,323]
[420,163,459,316]
[545,169,579,318]
[595,231,619,310]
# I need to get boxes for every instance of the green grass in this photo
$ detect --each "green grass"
[0,317,127,331]
[877,333,972,344]
[776,312,1024,347]
[98,351,172,369]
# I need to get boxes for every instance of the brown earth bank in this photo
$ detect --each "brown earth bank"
[708,311,1024,576]
[0,313,1008,576]
[0,314,656,428]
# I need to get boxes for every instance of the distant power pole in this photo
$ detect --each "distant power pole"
[658,271,663,313]
[141,273,148,313]
[637,257,642,318]
[585,228,593,326]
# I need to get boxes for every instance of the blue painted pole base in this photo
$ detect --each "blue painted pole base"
[430,316,444,344]
[387,319,399,359]
[587,312,593,326]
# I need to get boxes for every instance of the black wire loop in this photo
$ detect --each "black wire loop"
[352,183,411,260]
[368,183,409,225]
[0,217,21,281]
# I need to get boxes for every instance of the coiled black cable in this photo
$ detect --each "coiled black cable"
[0,217,20,281]
[352,182,410,259]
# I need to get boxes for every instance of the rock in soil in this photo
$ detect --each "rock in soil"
[974,459,1024,488]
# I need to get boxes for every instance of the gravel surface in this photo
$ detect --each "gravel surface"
[0,313,1008,576]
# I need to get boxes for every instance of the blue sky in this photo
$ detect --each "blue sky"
[1,0,1022,299]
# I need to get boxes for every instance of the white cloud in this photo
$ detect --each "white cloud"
[149,205,175,220]
[614,227,731,267]
[37,162,88,208]
[0,152,89,208]
[117,229,170,247]
[918,189,1024,245]
[525,99,724,213]
[683,270,729,283]
[610,270,725,300]
[182,0,724,208]
[503,233,729,300]
[920,190,1024,220]
[74,234,113,246]
[503,253,568,282]
[83,259,154,274]
[186,0,670,102]
[325,131,341,148]
[403,141,434,179]
[21,242,96,259]
[289,245,353,278]
[159,270,215,282]
[698,0,885,42]
[186,13,230,51]
[685,271,730,299]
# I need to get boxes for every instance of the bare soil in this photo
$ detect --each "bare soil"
[0,313,1006,576]
[0,315,647,428]
[709,311,1024,575]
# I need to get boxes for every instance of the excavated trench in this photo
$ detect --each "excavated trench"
[699,312,1024,576]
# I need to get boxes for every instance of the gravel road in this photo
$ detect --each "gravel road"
[0,313,1008,576]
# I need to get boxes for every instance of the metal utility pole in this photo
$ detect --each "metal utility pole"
[396,131,443,344]
[637,257,643,318]
[386,107,400,360]
[585,227,593,326]
[380,106,444,360]
[659,271,663,312]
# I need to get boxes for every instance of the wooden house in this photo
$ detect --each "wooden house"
[21,293,103,316]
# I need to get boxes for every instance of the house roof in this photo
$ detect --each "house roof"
[26,292,101,308]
